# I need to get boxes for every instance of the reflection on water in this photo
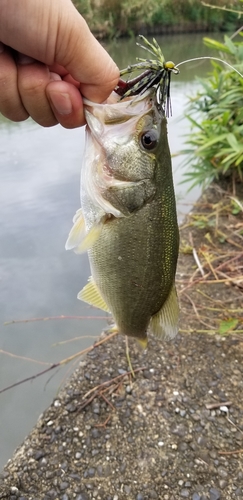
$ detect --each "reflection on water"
[0,32,224,470]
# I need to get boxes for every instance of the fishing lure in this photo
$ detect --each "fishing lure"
[115,35,180,116]
[115,35,243,117]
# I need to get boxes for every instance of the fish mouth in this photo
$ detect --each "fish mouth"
[83,88,156,129]
[83,88,158,153]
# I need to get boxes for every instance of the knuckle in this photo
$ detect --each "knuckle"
[0,79,28,122]
[17,63,49,96]
[19,75,46,96]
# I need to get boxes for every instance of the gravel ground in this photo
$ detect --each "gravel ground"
[0,183,242,500]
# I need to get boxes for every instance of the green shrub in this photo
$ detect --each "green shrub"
[182,33,243,188]
[73,0,242,37]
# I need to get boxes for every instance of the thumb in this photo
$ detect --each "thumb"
[54,2,119,102]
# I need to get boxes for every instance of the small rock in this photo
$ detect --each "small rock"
[10,487,19,495]
[180,410,187,417]
[192,494,201,500]
[178,442,188,452]
[209,487,221,500]
[148,490,158,499]
[76,494,89,500]
[39,457,47,466]
[92,403,100,414]
[180,489,189,498]
[65,403,77,413]
[218,467,228,478]
[59,482,69,491]
[197,436,207,447]
[69,473,81,481]
[46,471,55,480]
[34,450,45,460]
[219,480,227,489]
[120,463,126,473]
[136,494,144,500]
[97,465,103,476]
[88,468,96,477]
[91,428,100,439]
[46,489,58,498]
[235,489,243,497]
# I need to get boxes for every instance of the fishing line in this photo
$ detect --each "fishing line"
[176,56,243,79]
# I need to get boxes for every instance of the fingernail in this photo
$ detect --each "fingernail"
[49,92,72,115]
[49,72,62,82]
[17,53,35,65]
[0,42,4,54]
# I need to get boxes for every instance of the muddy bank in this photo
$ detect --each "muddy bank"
[0,182,242,500]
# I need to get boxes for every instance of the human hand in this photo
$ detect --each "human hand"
[0,0,119,128]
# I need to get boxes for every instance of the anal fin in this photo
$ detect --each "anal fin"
[78,277,110,312]
[149,283,179,339]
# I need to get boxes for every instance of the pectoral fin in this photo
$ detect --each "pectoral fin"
[65,209,104,254]
[74,223,103,254]
[78,277,110,312]
[149,284,179,339]
[65,209,86,250]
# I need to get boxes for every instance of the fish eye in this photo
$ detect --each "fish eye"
[140,129,159,151]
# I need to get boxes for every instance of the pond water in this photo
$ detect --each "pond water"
[0,32,223,470]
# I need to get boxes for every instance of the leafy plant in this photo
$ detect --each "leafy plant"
[182,30,243,189]
[74,0,242,38]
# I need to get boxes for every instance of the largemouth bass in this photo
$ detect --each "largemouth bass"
[66,88,179,347]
